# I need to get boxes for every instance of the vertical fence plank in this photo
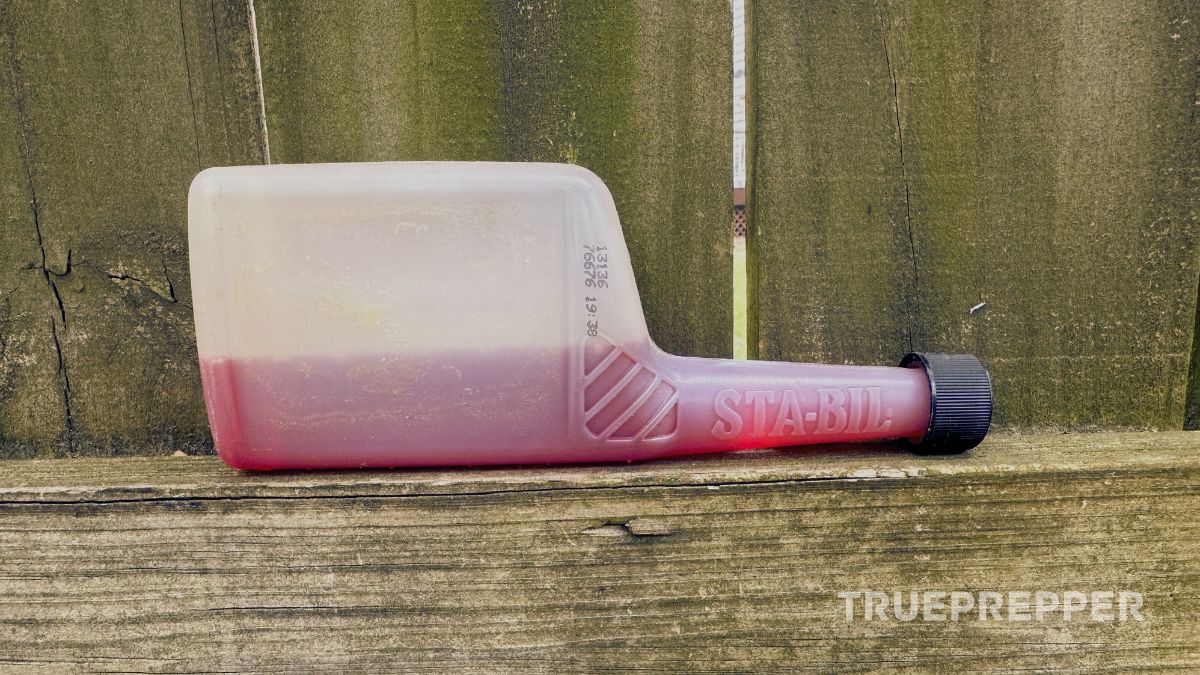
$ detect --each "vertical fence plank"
[253,0,504,163]
[749,0,1200,430]
[498,2,733,358]
[746,1,917,367]
[1,0,729,456]
[0,1,265,456]
[0,50,61,457]
[255,0,732,358]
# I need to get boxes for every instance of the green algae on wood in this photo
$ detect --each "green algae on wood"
[253,0,505,162]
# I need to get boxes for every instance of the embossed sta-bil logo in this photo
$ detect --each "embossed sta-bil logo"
[710,387,894,440]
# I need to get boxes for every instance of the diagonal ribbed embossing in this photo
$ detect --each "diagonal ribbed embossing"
[582,336,678,440]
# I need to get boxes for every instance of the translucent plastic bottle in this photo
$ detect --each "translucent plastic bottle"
[189,162,992,470]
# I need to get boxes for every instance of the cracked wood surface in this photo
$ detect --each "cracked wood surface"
[0,1,266,456]
[0,431,1197,671]
[747,0,1200,431]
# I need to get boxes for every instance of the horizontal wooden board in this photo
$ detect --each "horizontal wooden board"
[748,0,1200,431]
[1,431,1197,671]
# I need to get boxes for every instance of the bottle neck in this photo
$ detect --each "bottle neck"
[657,353,931,455]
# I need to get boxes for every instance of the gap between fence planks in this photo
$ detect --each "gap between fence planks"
[2,431,1197,672]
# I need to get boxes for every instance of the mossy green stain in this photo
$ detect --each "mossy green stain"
[256,0,505,163]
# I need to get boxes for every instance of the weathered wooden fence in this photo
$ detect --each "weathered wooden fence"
[4,1,1198,456]
[0,0,731,456]
[1,0,1198,671]
[1,1,266,456]
[749,0,1200,432]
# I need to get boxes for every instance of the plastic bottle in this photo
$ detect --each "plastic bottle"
[189,162,992,470]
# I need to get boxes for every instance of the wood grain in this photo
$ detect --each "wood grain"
[0,1,265,456]
[252,0,504,163]
[748,0,1200,431]
[255,0,733,358]
[1,431,1196,671]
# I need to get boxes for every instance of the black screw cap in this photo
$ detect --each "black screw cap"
[899,352,993,454]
